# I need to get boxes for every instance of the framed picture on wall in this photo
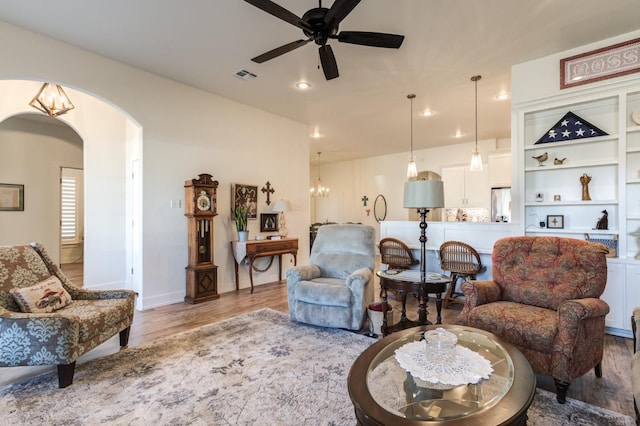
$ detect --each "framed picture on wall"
[231,183,258,220]
[0,183,24,211]
[260,213,278,232]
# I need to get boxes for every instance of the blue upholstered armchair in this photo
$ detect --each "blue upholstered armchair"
[286,224,375,330]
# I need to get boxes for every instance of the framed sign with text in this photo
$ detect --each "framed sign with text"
[561,37,640,89]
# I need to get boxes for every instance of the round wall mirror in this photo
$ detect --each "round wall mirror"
[374,194,387,222]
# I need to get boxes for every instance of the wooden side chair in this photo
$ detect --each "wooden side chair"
[439,240,483,309]
[379,237,419,308]
[379,238,419,270]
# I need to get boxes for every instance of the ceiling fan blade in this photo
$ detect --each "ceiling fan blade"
[337,31,405,48]
[323,0,361,28]
[244,0,312,32]
[251,39,312,63]
[319,45,339,80]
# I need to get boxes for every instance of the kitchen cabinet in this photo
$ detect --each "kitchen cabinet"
[441,165,490,210]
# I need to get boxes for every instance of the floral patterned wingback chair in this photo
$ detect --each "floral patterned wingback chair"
[456,236,609,404]
[0,243,135,387]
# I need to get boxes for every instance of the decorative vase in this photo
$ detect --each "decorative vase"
[238,230,249,242]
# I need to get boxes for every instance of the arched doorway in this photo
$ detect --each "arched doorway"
[0,80,143,308]
[0,113,83,273]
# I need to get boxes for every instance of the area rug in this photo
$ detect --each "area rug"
[1,308,635,425]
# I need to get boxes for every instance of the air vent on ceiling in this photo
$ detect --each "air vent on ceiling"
[233,69,257,81]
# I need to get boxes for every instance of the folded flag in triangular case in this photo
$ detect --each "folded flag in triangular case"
[535,111,608,144]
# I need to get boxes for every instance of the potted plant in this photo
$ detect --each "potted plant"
[234,204,250,241]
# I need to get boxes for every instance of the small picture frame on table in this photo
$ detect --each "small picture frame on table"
[547,215,564,229]
[260,213,278,232]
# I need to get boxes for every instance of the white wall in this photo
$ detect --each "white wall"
[512,29,640,105]
[0,22,310,309]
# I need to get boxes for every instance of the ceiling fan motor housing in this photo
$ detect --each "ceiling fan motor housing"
[302,7,338,45]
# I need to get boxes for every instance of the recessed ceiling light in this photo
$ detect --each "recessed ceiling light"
[296,81,311,90]
[311,129,322,138]
[495,92,510,101]
[421,110,434,117]
[454,130,463,138]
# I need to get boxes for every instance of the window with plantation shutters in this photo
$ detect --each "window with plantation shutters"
[60,168,83,245]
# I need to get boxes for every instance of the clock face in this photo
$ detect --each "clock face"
[197,191,211,211]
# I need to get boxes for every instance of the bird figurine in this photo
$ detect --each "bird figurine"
[554,157,566,165]
[532,152,548,166]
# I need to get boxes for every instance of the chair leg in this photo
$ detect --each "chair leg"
[554,378,570,404]
[119,326,131,347]
[443,273,459,309]
[594,362,602,378]
[58,362,76,388]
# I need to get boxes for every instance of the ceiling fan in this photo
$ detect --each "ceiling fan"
[244,0,405,80]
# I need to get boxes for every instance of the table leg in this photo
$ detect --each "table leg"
[278,254,283,281]
[418,284,428,325]
[381,286,389,336]
[435,293,443,325]
[248,257,255,294]
[400,292,408,325]
[234,261,240,291]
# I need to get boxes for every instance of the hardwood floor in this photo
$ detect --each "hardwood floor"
[10,262,635,419]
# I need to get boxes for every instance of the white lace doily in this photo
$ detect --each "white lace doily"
[395,340,493,387]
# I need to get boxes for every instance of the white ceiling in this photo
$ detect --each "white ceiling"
[1,0,639,164]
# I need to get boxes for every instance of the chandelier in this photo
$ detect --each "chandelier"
[29,83,75,117]
[310,152,329,197]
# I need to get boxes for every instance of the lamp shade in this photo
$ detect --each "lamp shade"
[272,199,290,212]
[403,180,444,209]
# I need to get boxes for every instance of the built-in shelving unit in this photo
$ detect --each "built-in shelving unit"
[514,84,640,337]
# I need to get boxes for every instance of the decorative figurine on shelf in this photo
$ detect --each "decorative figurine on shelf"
[580,173,592,201]
[595,210,608,230]
[554,157,566,165]
[630,229,640,260]
[532,152,548,166]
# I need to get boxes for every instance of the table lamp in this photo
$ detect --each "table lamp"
[272,199,290,237]
[403,179,444,281]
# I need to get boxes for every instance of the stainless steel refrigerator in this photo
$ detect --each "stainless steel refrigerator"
[491,187,511,222]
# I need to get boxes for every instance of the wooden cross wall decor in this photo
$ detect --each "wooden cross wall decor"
[262,181,275,205]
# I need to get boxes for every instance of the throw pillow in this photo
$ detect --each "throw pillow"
[10,276,73,313]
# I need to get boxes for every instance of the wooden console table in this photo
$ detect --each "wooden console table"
[231,238,298,293]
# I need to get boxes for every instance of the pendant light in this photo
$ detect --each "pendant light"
[29,83,75,117]
[406,94,418,178]
[310,152,329,197]
[469,75,483,171]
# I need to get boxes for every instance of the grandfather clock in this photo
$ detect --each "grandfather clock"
[184,173,219,304]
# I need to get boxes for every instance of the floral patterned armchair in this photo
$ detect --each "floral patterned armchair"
[456,236,609,404]
[0,243,135,387]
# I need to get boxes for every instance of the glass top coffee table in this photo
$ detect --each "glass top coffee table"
[348,325,536,425]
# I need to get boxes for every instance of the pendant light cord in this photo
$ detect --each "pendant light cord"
[471,76,481,152]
